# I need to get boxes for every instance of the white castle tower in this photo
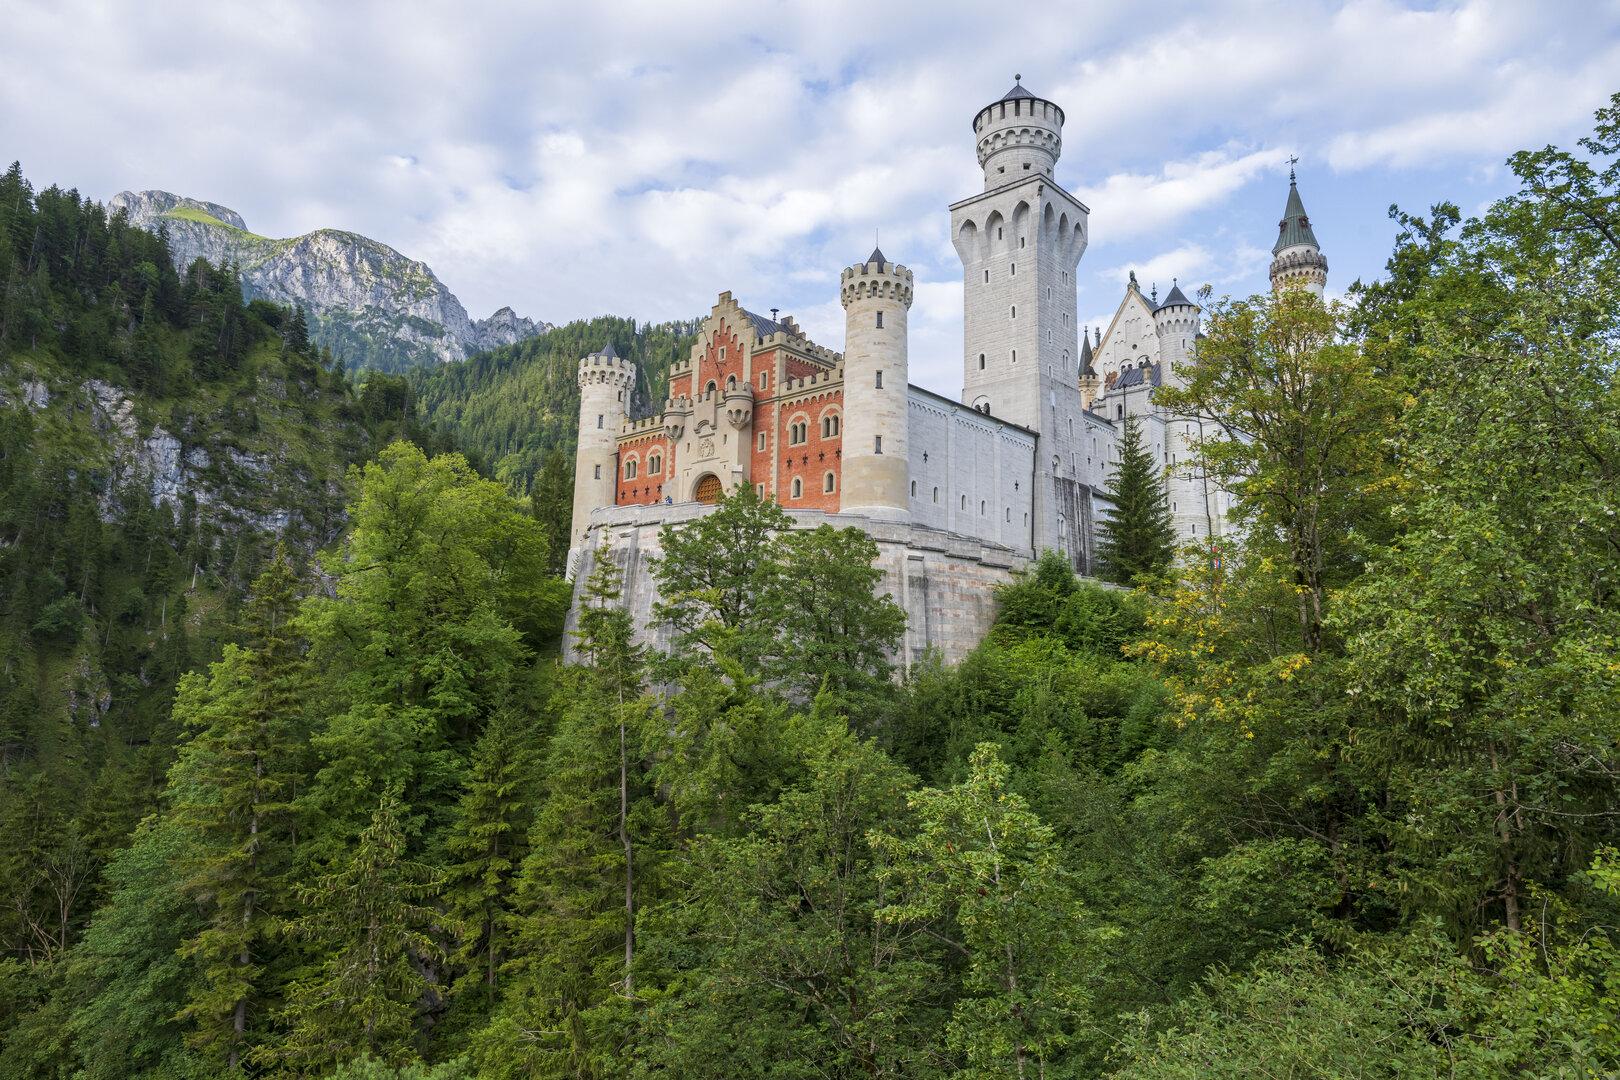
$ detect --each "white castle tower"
[1268,165,1328,296]
[569,342,635,573]
[951,76,1091,562]
[1152,278,1198,384]
[839,248,913,517]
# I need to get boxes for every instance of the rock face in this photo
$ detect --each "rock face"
[109,190,551,371]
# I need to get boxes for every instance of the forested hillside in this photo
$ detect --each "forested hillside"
[1,96,1619,1080]
[0,162,454,1045]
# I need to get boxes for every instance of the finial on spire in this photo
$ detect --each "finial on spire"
[1151,283,1159,304]
[1014,73,1021,84]
[1287,154,1299,183]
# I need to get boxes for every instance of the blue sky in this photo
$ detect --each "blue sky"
[3,0,1619,393]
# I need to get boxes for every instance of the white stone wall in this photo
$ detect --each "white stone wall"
[570,353,635,576]
[906,387,1036,552]
[565,502,1031,668]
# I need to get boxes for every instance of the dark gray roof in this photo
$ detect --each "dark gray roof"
[1273,178,1321,255]
[590,341,618,359]
[1113,363,1161,390]
[1155,281,1193,310]
[866,246,887,266]
[1001,81,1035,101]
[741,308,788,340]
[1078,332,1095,377]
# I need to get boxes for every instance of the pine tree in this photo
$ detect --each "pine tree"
[443,702,537,1007]
[169,549,305,1070]
[278,790,443,1073]
[1096,414,1176,586]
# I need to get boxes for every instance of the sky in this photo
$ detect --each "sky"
[4,0,1619,394]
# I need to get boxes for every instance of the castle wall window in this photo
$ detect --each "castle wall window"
[875,311,883,329]
[594,464,601,479]
[874,436,883,454]
[979,353,986,370]
[624,459,638,480]
[706,380,717,395]
[875,370,884,389]
[1019,236,1025,249]
[960,494,966,510]
[791,477,803,499]
[1010,305,1016,319]
[758,432,768,451]
[1011,349,1017,363]
[759,371,769,388]
[933,487,939,503]
[823,472,835,493]
[1010,262,1016,276]
[980,500,986,515]
[911,480,917,497]
[649,454,662,474]
[983,269,990,284]
[821,413,840,438]
[597,415,604,429]
[726,375,737,390]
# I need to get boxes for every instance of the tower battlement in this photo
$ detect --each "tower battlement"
[972,77,1064,189]
[577,348,636,389]
[840,260,914,306]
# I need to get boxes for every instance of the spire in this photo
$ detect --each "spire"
[1156,277,1193,311]
[1273,168,1321,256]
[1078,326,1095,376]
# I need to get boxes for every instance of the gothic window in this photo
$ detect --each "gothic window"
[822,413,840,438]
[823,471,835,493]
[726,375,737,390]
[624,459,637,480]
[875,311,884,329]
[791,477,803,499]
[649,454,662,474]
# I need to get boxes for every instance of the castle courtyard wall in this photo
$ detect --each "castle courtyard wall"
[564,501,1030,669]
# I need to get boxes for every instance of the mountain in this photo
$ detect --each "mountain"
[109,190,551,372]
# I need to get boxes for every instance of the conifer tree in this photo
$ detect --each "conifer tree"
[278,790,443,1073]
[1096,414,1176,586]
[171,548,305,1070]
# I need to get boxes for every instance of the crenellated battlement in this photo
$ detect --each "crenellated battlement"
[619,414,667,438]
[840,261,915,307]
[778,365,845,399]
[578,347,636,389]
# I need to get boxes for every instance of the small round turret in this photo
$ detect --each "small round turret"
[972,75,1064,190]
[839,249,913,518]
[1269,167,1328,297]
[569,342,636,574]
[1153,279,1201,385]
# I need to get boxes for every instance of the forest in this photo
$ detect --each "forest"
[1,94,1618,1078]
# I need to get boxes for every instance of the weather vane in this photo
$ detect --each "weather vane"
[1287,154,1299,181]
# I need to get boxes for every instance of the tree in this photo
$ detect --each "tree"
[874,744,1090,1078]
[170,550,305,1070]
[1155,288,1396,653]
[277,790,443,1073]
[769,524,905,708]
[1096,415,1176,586]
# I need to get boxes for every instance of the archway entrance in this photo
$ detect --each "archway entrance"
[694,473,722,504]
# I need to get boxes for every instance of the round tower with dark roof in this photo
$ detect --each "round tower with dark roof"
[840,247,913,518]
[1269,166,1329,297]
[570,341,636,575]
[1152,278,1200,383]
[972,75,1064,190]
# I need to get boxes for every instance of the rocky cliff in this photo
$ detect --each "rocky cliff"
[110,190,550,371]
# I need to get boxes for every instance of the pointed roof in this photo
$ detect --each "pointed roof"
[866,246,887,266]
[591,341,619,359]
[1155,280,1193,311]
[1273,176,1321,255]
[1001,80,1035,101]
[1078,329,1096,377]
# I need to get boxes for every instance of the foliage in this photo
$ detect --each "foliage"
[1095,414,1176,586]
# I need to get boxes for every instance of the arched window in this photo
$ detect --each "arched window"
[706,380,717,394]
[726,375,737,390]
[910,480,917,497]
[624,458,637,480]
[932,487,939,504]
[648,454,662,474]
[821,412,841,438]
[979,353,986,370]
[791,477,803,499]
[823,471,835,493]
[960,494,966,510]
[980,500,986,515]
[597,414,604,429]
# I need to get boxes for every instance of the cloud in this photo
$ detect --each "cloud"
[2,0,1616,376]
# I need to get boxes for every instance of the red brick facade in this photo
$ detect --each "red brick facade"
[616,433,674,505]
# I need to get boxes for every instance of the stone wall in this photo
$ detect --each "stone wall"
[564,502,1031,668]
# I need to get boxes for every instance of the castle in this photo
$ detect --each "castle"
[566,78,1328,664]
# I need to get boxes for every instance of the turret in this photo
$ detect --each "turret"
[1269,166,1328,297]
[1078,326,1100,409]
[971,75,1064,190]
[839,248,913,518]
[569,342,636,576]
[1152,278,1200,385]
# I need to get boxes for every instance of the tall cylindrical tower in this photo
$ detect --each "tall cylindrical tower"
[569,342,635,576]
[839,248,913,519]
[972,76,1064,190]
[1152,279,1200,386]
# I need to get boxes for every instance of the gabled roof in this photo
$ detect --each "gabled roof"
[741,308,787,340]
[1273,178,1321,255]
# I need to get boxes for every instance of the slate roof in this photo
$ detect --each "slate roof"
[741,308,788,340]
[866,246,888,266]
[1273,178,1321,255]
[589,341,619,359]
[1078,331,1096,377]
[1155,281,1193,310]
[1112,363,1161,390]
[1001,81,1036,101]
